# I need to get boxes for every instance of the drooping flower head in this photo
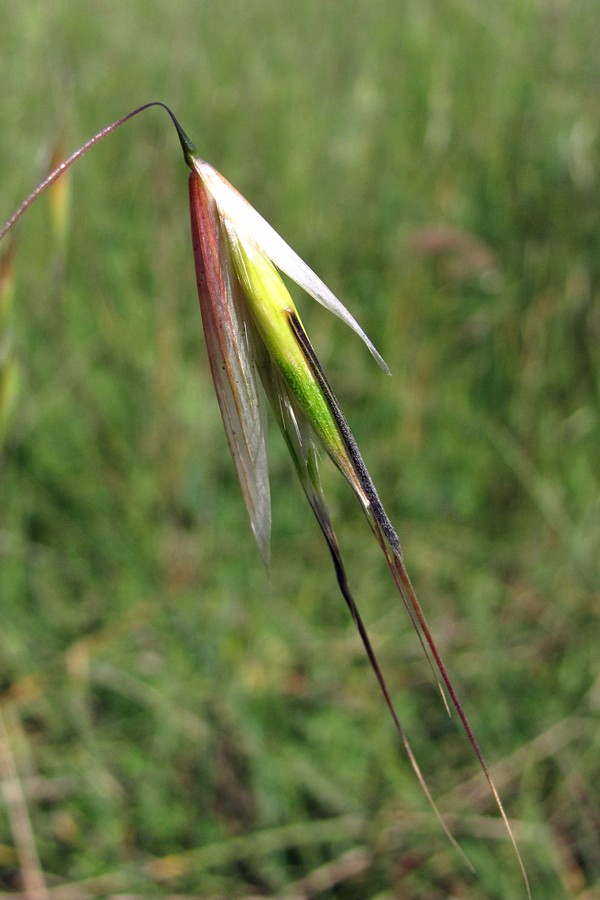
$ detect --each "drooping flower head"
[186,150,381,565]
[0,102,530,897]
[183,148,529,892]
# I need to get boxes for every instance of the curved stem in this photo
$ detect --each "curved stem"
[0,101,195,241]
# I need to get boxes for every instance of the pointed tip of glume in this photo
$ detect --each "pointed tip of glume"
[371,345,391,376]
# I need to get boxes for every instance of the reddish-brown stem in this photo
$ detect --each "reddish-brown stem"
[0,102,194,242]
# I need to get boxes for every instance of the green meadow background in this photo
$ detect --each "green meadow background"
[1,1,599,897]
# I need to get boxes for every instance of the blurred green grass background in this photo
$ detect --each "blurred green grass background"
[1,1,599,896]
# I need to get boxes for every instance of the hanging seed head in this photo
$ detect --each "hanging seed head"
[0,105,531,896]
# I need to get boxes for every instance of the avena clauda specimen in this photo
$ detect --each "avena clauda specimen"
[0,102,530,896]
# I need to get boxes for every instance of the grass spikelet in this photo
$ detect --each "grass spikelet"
[0,102,531,897]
